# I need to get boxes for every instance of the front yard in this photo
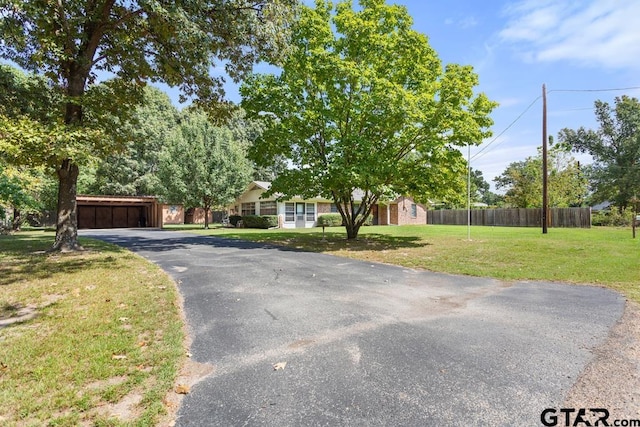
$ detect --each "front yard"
[0,233,184,426]
[1,224,637,425]
[174,224,640,303]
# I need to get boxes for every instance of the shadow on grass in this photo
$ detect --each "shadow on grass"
[0,233,127,286]
[80,228,428,256]
[219,231,428,252]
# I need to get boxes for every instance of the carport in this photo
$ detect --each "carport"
[77,195,161,229]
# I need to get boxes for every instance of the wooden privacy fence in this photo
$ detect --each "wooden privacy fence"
[427,207,591,228]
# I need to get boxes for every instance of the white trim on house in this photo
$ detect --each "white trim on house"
[228,181,429,228]
[228,182,329,228]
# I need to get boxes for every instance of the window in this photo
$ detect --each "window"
[241,202,255,216]
[330,203,338,213]
[411,203,417,218]
[285,203,295,222]
[306,203,315,222]
[260,201,277,215]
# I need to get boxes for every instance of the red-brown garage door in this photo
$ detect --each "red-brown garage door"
[78,205,146,229]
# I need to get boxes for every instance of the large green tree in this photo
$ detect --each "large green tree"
[241,0,496,239]
[0,64,94,229]
[0,165,55,230]
[494,144,588,208]
[84,86,181,196]
[158,110,253,229]
[0,0,297,251]
[559,96,640,212]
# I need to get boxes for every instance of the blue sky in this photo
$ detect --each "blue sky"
[400,0,640,187]
[6,0,636,188]
[175,0,640,188]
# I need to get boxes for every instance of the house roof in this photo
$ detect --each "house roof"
[77,194,159,205]
[238,181,421,204]
[249,181,271,191]
[591,201,611,211]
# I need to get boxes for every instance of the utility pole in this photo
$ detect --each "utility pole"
[542,84,549,234]
[467,143,471,241]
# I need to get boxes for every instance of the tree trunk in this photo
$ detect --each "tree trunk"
[51,69,87,252]
[12,208,21,231]
[204,206,210,229]
[52,158,83,252]
[345,221,360,239]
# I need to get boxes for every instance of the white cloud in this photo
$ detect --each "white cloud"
[495,97,523,108]
[444,16,478,29]
[459,16,479,29]
[499,0,640,70]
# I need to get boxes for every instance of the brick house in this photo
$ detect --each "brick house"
[227,181,427,228]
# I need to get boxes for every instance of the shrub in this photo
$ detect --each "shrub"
[317,213,373,227]
[591,209,633,226]
[229,215,242,227]
[241,215,279,229]
[317,213,342,227]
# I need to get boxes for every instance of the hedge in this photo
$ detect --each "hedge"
[317,214,342,227]
[229,215,242,227]
[241,215,279,229]
[591,209,633,226]
[317,213,373,227]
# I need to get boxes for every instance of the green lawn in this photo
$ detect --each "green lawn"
[170,224,640,303]
[0,232,184,427]
[1,224,637,425]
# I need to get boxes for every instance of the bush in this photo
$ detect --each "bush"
[229,215,242,227]
[591,209,633,226]
[241,215,279,229]
[317,213,342,227]
[317,213,373,227]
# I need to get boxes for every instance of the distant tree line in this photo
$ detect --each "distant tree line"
[490,96,640,222]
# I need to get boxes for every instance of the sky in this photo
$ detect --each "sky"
[161,0,640,190]
[398,0,640,188]
[5,0,637,190]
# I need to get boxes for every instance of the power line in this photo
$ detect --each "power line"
[550,107,594,112]
[471,95,541,161]
[549,86,640,93]
[469,85,640,163]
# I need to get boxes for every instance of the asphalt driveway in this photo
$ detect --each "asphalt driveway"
[81,228,625,426]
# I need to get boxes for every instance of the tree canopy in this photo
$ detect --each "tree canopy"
[559,96,640,212]
[0,0,297,250]
[158,109,254,229]
[241,0,496,239]
[494,143,588,208]
[83,86,181,196]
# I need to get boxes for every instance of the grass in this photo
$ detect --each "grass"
[1,224,637,424]
[0,231,184,427]
[167,224,640,303]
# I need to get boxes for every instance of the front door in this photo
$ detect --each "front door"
[295,203,305,228]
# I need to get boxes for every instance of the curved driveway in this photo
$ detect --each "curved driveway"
[82,229,625,426]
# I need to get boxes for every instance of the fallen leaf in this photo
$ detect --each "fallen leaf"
[112,354,127,360]
[273,362,287,371]
[138,341,147,347]
[175,384,190,394]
